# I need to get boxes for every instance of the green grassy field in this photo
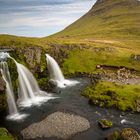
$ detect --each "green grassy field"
[82,81,140,111]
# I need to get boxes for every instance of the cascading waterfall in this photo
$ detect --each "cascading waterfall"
[9,56,53,107]
[0,61,18,115]
[46,54,65,82]
[0,52,55,120]
[0,52,27,120]
[46,54,79,88]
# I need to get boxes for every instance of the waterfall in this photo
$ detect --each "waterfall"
[9,56,54,107]
[46,54,79,88]
[0,52,55,120]
[0,62,18,115]
[15,62,39,101]
[46,54,65,82]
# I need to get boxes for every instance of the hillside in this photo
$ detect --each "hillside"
[47,0,140,75]
[0,0,140,75]
[53,0,140,40]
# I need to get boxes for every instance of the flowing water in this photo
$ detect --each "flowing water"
[46,54,79,88]
[0,62,18,115]
[1,78,139,140]
[0,52,56,120]
[0,52,139,139]
[9,56,55,108]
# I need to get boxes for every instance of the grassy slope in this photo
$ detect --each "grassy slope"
[0,0,140,74]
[0,34,49,48]
[49,0,140,74]
[53,0,140,40]
[82,81,140,111]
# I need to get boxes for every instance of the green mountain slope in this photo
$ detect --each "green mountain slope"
[53,0,140,40]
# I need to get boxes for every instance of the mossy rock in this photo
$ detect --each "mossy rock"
[121,128,140,140]
[105,130,120,140]
[106,128,140,140]
[98,119,113,129]
[0,128,15,140]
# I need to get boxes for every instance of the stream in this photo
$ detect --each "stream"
[0,78,140,140]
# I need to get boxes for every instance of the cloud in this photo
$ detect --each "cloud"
[0,0,96,37]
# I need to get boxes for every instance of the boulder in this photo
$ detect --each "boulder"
[48,79,58,88]
[105,130,120,140]
[106,128,140,140]
[121,128,140,140]
[21,111,90,139]
[98,119,113,129]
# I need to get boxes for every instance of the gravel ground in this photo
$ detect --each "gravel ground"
[21,111,90,139]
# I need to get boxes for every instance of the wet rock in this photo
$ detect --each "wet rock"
[0,77,5,91]
[48,79,58,88]
[136,99,140,112]
[105,130,120,140]
[21,111,90,139]
[121,128,140,140]
[106,128,140,140]
[0,127,15,140]
[98,119,113,129]
[17,47,43,71]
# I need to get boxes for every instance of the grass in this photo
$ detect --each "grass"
[0,1,140,76]
[0,34,50,49]
[0,128,15,140]
[82,81,140,111]
[62,42,140,75]
[53,0,140,41]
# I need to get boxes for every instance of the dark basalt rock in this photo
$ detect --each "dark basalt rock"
[48,79,58,88]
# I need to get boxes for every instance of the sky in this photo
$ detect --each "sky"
[0,0,96,37]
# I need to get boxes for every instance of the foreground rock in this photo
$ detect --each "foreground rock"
[106,128,140,140]
[21,111,90,139]
[121,128,140,140]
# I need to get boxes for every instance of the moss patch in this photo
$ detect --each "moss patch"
[82,81,140,111]
[98,119,113,129]
[0,128,15,140]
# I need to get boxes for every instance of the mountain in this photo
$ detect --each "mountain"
[53,0,140,39]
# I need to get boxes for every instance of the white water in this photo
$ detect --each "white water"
[9,56,55,107]
[0,52,56,120]
[0,53,28,120]
[46,54,79,88]
[0,61,18,115]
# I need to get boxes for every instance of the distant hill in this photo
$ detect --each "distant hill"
[53,0,140,40]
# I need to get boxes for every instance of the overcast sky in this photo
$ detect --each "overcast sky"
[0,0,96,37]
